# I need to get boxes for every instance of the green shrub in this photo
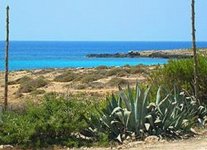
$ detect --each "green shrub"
[88,82,104,89]
[107,78,128,87]
[129,65,148,74]
[96,65,108,70]
[150,56,207,103]
[54,72,76,82]
[81,74,101,83]
[0,95,93,148]
[116,70,129,77]
[106,68,128,76]
[8,76,32,85]
[17,77,48,93]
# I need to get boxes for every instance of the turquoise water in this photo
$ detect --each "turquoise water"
[0,41,207,71]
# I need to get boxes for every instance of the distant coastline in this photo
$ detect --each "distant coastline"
[86,48,207,59]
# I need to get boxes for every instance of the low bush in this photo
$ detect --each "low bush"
[0,95,93,148]
[54,72,76,82]
[116,70,129,77]
[106,68,128,76]
[88,82,104,89]
[129,65,148,74]
[150,55,207,103]
[96,65,108,70]
[8,76,32,85]
[81,74,102,83]
[17,77,48,93]
[107,78,128,87]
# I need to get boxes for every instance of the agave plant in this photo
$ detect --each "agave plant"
[118,84,151,137]
[83,83,207,143]
[82,83,153,142]
[98,94,131,142]
[154,86,198,137]
[81,94,131,142]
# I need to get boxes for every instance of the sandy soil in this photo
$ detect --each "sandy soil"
[0,66,152,106]
[127,136,207,150]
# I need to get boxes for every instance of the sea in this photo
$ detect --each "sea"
[0,41,207,71]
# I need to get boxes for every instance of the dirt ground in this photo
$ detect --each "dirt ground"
[127,136,207,150]
[0,66,151,105]
[68,134,207,150]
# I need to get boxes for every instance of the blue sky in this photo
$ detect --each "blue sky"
[0,0,206,41]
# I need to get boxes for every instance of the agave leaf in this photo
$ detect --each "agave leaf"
[116,134,122,143]
[100,115,111,128]
[124,109,131,128]
[174,114,185,129]
[111,107,123,116]
[154,117,162,126]
[156,86,161,106]
[135,83,141,123]
[119,90,131,111]
[111,120,122,125]
[157,94,170,115]
[115,111,125,125]
[141,86,151,126]
[118,97,123,107]
[146,115,154,128]
[111,94,118,109]
[128,84,135,108]
[104,97,114,115]
[136,88,144,134]
[145,123,150,131]
[162,103,176,127]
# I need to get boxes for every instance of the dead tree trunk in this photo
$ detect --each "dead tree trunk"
[4,6,10,110]
[191,0,199,104]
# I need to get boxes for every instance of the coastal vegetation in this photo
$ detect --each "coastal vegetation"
[0,95,94,148]
[0,75,207,148]
[0,0,206,149]
[150,55,207,103]
[1,57,207,149]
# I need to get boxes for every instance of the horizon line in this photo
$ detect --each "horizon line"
[0,40,207,42]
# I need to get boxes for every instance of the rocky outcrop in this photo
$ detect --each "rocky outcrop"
[148,52,193,59]
[87,51,140,58]
[86,49,197,59]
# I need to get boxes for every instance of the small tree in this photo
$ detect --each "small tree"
[4,6,10,110]
[191,0,199,104]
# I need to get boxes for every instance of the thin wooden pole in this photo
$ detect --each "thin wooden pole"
[4,6,10,110]
[191,0,199,104]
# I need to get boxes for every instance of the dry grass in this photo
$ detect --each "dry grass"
[0,65,154,105]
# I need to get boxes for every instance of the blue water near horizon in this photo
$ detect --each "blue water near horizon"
[0,41,207,71]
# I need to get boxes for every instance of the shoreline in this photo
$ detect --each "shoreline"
[0,64,159,73]
[86,48,207,59]
[0,48,206,72]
